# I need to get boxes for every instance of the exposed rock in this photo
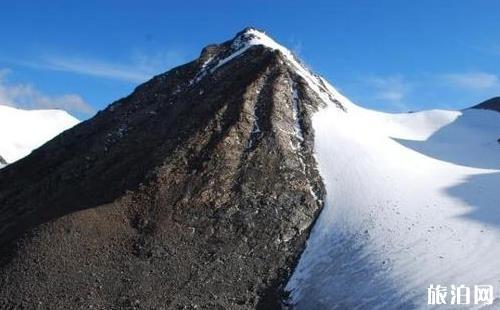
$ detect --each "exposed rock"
[0,29,328,309]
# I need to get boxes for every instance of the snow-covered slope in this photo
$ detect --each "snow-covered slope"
[287,84,500,308]
[0,105,79,165]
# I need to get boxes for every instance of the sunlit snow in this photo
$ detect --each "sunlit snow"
[0,105,79,164]
[287,86,500,309]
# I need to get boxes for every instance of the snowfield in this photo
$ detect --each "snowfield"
[0,105,79,166]
[287,90,500,309]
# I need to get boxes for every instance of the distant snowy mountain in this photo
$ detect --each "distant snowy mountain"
[473,96,500,113]
[0,105,79,166]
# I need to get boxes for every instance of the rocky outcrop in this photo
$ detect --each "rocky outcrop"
[0,29,328,309]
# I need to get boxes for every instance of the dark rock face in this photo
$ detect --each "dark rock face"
[0,30,328,309]
[0,155,6,166]
[471,97,500,113]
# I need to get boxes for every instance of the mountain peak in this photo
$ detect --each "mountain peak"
[233,27,280,48]
[235,26,267,36]
[193,28,349,113]
[227,27,300,68]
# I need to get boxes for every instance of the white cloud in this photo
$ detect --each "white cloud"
[0,69,93,116]
[376,89,405,101]
[368,75,410,103]
[15,49,186,83]
[342,75,414,112]
[344,71,499,112]
[441,72,500,89]
[43,56,151,83]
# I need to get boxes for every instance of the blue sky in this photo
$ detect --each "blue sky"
[1,0,499,119]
